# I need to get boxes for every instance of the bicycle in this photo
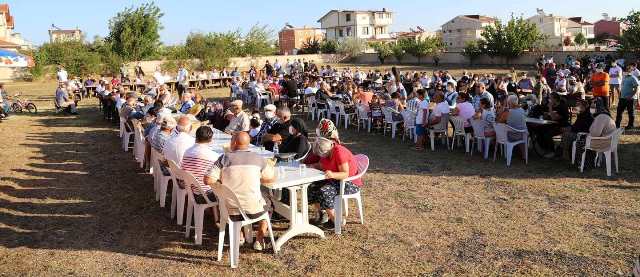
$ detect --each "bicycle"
[9,93,37,113]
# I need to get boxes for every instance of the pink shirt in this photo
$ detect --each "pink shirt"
[456,102,475,127]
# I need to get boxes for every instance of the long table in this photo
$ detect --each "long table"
[208,127,326,251]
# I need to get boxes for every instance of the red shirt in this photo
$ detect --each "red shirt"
[320,144,362,186]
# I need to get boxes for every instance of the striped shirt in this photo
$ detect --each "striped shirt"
[180,144,220,195]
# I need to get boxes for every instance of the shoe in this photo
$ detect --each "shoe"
[320,220,336,231]
[312,210,329,225]
[253,241,263,251]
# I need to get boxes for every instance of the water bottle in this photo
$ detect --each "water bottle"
[273,143,279,156]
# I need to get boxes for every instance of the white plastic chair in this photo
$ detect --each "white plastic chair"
[150,148,171,207]
[179,168,219,245]
[167,160,188,225]
[327,100,341,127]
[356,104,371,132]
[306,95,318,120]
[215,185,277,268]
[493,123,528,167]
[334,154,369,235]
[449,116,471,153]
[382,107,403,138]
[428,113,449,151]
[470,119,493,159]
[121,118,134,152]
[132,119,145,168]
[401,110,416,142]
[578,128,623,176]
[337,102,356,129]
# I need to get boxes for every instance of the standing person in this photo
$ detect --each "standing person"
[591,63,610,108]
[263,60,274,78]
[414,89,430,151]
[135,62,145,79]
[616,66,640,128]
[608,61,623,108]
[56,66,68,83]
[120,63,129,82]
[177,64,189,97]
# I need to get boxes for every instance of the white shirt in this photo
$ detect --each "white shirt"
[304,86,318,95]
[162,132,196,165]
[632,68,640,79]
[432,101,450,118]
[609,66,623,85]
[57,70,68,82]
[153,71,165,85]
[415,99,430,125]
[177,68,188,85]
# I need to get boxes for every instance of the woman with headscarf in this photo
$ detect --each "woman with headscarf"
[278,118,310,160]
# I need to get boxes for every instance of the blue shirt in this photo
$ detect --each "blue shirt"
[621,75,639,99]
[472,91,494,110]
[179,100,195,113]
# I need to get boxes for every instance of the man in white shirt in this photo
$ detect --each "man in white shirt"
[57,66,68,83]
[177,65,188,97]
[163,116,196,165]
[153,68,165,85]
[414,89,430,151]
[609,61,623,105]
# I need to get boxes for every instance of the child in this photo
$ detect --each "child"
[249,116,262,144]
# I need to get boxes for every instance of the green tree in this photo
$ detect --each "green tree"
[185,31,242,69]
[619,10,640,58]
[298,38,321,54]
[106,2,163,61]
[462,40,483,65]
[480,16,545,63]
[320,40,338,53]
[574,33,587,48]
[370,42,393,64]
[392,39,410,64]
[337,38,366,57]
[405,37,444,63]
[241,24,277,57]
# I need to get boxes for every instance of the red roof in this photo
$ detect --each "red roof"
[0,4,14,29]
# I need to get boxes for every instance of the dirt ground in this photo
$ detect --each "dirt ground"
[1,66,639,276]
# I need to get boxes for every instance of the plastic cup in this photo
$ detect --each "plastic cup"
[299,164,306,176]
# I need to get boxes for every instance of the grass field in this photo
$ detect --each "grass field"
[1,66,639,276]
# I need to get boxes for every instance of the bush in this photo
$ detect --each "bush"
[320,40,338,54]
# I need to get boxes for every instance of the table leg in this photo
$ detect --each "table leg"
[273,184,325,252]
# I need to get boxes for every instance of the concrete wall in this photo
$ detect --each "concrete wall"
[127,53,346,75]
[353,50,621,66]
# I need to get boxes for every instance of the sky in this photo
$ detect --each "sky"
[4,0,635,45]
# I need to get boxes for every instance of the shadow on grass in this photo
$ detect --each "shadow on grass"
[0,106,226,264]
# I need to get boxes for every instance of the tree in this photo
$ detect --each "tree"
[337,38,366,57]
[241,24,277,57]
[392,39,410,64]
[574,33,587,50]
[298,38,321,54]
[185,31,242,69]
[462,40,483,65]
[320,40,338,54]
[106,2,163,61]
[405,37,444,63]
[619,10,640,58]
[480,16,545,63]
[370,42,393,64]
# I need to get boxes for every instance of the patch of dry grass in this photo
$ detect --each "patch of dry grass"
[1,67,639,275]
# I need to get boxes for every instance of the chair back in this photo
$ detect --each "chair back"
[431,113,449,132]
[450,116,466,135]
[356,104,369,120]
[470,119,486,139]
[294,140,312,162]
[406,99,419,113]
[345,154,369,182]
[494,123,509,144]
[167,159,181,190]
[215,184,253,222]
[327,100,338,114]
[178,166,216,206]
[611,127,625,151]
[401,110,416,128]
[383,107,395,123]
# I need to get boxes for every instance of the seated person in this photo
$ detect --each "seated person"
[308,137,362,229]
[451,93,475,133]
[561,99,594,160]
[472,98,496,137]
[55,83,78,114]
[427,93,449,128]
[179,92,195,114]
[504,95,526,141]
[249,116,262,144]
[205,132,275,251]
[532,92,570,158]
[278,118,310,160]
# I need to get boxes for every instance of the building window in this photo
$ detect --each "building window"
[346,13,351,22]
[362,27,369,35]
[346,27,352,36]
[378,13,383,19]
[338,29,343,37]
